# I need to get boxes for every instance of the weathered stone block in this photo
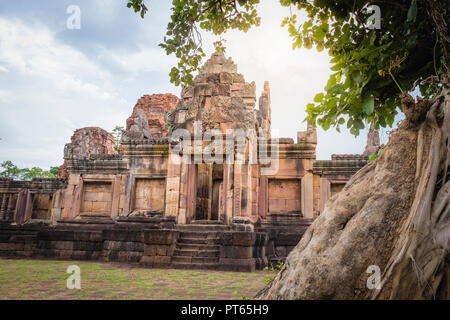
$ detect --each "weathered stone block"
[218,258,255,272]
[220,246,253,259]
[219,72,233,84]
[140,255,171,267]
[212,84,231,96]
[142,229,179,245]
[103,229,142,242]
[232,73,245,83]
[74,231,103,242]
[276,233,301,246]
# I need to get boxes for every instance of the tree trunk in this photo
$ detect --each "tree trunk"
[256,80,449,300]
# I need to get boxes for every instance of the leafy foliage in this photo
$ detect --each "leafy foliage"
[368,149,382,162]
[111,126,125,151]
[263,261,284,283]
[283,0,445,135]
[128,0,446,135]
[0,161,56,180]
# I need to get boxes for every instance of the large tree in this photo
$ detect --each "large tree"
[129,0,449,299]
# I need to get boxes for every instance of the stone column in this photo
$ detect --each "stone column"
[301,173,314,219]
[164,152,181,219]
[0,194,6,220]
[110,176,121,219]
[319,178,331,214]
[61,174,80,219]
[6,194,16,221]
[177,163,193,224]
[223,163,234,225]
[233,162,242,218]
[14,189,32,225]
[258,176,268,218]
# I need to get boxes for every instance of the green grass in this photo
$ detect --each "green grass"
[0,258,269,300]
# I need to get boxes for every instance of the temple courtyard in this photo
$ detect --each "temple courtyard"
[0,258,269,300]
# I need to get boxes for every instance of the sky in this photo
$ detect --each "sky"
[0,0,393,170]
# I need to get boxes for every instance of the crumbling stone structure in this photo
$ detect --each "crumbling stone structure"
[0,52,373,270]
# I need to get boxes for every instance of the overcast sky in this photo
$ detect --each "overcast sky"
[0,0,393,170]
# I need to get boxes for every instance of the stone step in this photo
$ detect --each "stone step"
[171,255,192,263]
[192,256,219,264]
[173,249,198,257]
[180,231,221,239]
[197,250,220,258]
[176,243,220,251]
[190,220,224,225]
[177,224,230,232]
[170,262,220,270]
[172,255,219,264]
[177,237,214,245]
[173,248,219,257]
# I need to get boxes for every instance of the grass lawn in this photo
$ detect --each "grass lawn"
[0,258,270,300]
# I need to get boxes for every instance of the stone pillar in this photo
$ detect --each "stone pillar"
[301,173,314,219]
[223,163,234,225]
[14,189,32,225]
[51,189,63,224]
[233,163,242,218]
[313,174,321,217]
[70,177,83,219]
[177,163,190,224]
[164,155,181,219]
[0,194,6,220]
[6,194,16,221]
[111,176,121,219]
[62,174,80,219]
[319,178,331,214]
[258,176,268,218]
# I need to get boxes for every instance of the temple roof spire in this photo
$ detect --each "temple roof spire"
[199,51,238,75]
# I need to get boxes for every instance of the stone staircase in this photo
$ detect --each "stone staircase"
[171,221,230,270]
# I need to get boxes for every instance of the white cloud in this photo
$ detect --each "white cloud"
[0,18,116,100]
[0,17,132,168]
[0,90,14,103]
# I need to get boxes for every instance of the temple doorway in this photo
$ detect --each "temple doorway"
[194,164,223,221]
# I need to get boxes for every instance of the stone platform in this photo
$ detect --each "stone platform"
[0,217,274,272]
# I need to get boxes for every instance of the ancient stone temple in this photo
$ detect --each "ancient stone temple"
[0,52,371,271]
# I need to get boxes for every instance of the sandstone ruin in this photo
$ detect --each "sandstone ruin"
[0,52,373,271]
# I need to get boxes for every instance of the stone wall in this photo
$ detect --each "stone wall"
[0,217,176,264]
[0,178,67,224]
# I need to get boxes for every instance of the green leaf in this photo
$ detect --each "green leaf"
[314,93,324,102]
[327,83,344,95]
[354,119,365,130]
[314,28,326,42]
[407,0,417,23]
[362,95,374,115]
